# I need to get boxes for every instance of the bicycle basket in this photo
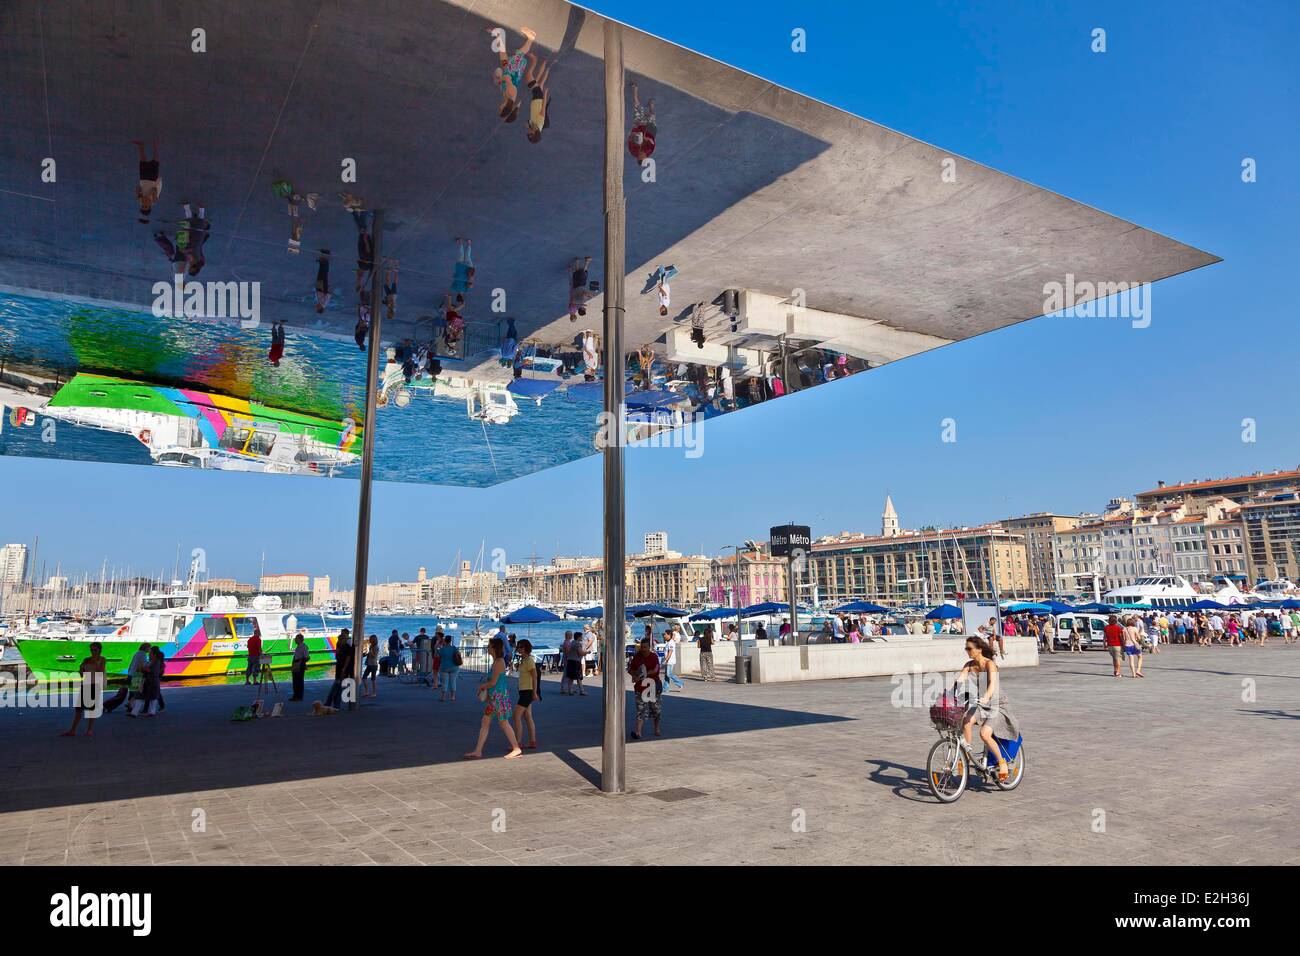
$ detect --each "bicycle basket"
[929,694,965,729]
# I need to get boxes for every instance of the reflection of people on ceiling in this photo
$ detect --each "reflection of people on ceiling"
[383,259,399,321]
[451,238,474,295]
[636,344,656,389]
[500,317,519,366]
[568,256,593,320]
[627,82,657,162]
[268,320,286,367]
[132,140,161,222]
[441,293,465,351]
[398,338,417,383]
[720,365,735,403]
[315,249,332,313]
[581,329,600,380]
[355,292,371,351]
[353,209,375,290]
[177,202,210,277]
[491,26,536,123]
[642,264,677,316]
[152,229,187,277]
[524,54,553,143]
[273,179,318,254]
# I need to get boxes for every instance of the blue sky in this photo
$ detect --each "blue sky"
[3,0,1298,585]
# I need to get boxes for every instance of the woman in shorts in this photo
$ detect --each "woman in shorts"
[512,639,540,750]
[361,635,379,698]
[1122,616,1145,678]
[465,637,522,759]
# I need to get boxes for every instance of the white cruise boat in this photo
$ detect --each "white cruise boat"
[1250,578,1297,600]
[1104,575,1204,608]
[1105,574,1252,608]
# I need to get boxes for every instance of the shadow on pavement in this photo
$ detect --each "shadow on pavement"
[0,672,849,813]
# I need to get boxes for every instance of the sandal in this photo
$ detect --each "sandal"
[996,760,1009,781]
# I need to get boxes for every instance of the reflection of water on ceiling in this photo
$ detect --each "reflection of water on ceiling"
[0,291,362,423]
[1,287,882,486]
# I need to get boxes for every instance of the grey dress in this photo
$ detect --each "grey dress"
[968,662,1020,741]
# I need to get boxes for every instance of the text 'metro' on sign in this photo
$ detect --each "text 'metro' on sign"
[769,525,811,558]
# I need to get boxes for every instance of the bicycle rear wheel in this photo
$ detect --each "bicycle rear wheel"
[991,744,1026,791]
[926,736,968,803]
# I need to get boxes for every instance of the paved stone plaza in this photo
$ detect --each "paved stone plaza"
[1,643,1296,866]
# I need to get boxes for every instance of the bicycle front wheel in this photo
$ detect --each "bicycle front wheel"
[926,736,968,803]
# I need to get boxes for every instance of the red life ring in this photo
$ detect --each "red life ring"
[137,428,153,445]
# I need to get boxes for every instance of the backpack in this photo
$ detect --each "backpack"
[452,648,463,668]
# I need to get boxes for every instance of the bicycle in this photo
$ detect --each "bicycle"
[926,694,1026,803]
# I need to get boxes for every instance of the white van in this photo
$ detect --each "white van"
[1052,613,1110,650]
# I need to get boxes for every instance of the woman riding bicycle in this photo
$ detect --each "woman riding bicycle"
[959,635,1021,781]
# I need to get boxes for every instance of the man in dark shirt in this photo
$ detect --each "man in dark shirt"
[324,629,353,709]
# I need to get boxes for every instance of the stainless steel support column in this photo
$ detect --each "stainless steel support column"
[787,554,798,645]
[600,21,627,794]
[349,210,384,710]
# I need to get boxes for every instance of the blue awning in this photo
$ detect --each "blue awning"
[499,605,562,624]
[626,603,689,618]
[506,379,562,399]
[625,388,683,409]
[1037,600,1077,614]
[925,604,963,620]
[739,601,809,618]
[833,601,891,614]
[689,606,739,621]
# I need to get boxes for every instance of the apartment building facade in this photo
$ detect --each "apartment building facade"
[799,525,1029,605]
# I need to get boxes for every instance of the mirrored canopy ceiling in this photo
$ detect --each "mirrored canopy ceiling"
[0,0,1218,486]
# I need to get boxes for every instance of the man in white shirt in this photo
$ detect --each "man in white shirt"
[662,628,684,693]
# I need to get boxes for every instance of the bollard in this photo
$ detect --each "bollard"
[734,653,750,685]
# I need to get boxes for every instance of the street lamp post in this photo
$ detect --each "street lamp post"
[722,541,759,678]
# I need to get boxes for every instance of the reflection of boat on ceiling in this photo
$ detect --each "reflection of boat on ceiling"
[380,364,521,423]
[467,382,519,425]
[40,373,360,476]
